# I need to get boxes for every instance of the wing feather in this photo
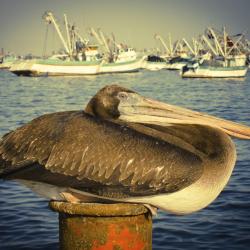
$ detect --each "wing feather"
[0,111,206,197]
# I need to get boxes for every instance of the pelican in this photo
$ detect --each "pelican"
[0,85,250,215]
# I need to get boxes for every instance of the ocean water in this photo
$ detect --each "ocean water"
[0,69,250,250]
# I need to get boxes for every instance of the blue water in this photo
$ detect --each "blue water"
[0,69,250,250]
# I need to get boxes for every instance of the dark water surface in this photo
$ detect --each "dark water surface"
[0,69,250,250]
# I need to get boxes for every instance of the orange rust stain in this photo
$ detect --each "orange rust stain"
[92,224,145,250]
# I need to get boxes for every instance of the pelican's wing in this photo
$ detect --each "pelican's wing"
[1,111,206,198]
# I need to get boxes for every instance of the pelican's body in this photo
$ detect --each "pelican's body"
[0,85,249,215]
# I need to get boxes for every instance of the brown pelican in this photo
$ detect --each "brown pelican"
[0,85,250,215]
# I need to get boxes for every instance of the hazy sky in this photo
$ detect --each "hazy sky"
[1,0,250,55]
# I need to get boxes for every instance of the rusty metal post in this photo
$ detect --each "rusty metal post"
[49,201,152,250]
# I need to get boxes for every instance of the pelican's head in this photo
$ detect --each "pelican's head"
[85,85,135,119]
[85,84,250,139]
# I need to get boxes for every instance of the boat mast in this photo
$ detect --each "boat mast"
[172,40,181,55]
[227,33,245,55]
[202,35,219,57]
[193,38,200,56]
[207,27,225,57]
[43,12,70,55]
[64,14,72,57]
[169,33,173,57]
[74,30,88,45]
[111,32,116,55]
[98,29,111,54]
[72,24,78,54]
[90,28,104,46]
[155,34,171,56]
[89,27,112,59]
[223,26,227,58]
[182,38,195,56]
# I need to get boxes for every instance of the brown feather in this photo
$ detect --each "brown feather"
[0,110,204,197]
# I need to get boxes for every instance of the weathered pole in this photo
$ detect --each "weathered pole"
[49,201,152,250]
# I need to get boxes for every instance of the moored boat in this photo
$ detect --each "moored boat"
[182,27,248,78]
[182,65,247,78]
[10,12,104,77]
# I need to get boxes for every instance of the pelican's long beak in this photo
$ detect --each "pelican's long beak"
[118,93,250,139]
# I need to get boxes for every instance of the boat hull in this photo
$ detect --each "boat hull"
[0,61,15,70]
[99,58,143,74]
[166,62,187,70]
[142,62,168,71]
[10,60,101,76]
[182,66,248,78]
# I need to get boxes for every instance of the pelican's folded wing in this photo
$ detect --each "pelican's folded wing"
[0,111,204,198]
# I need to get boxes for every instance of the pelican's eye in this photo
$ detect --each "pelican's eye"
[118,92,128,101]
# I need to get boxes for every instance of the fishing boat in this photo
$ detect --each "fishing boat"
[10,12,102,77]
[182,61,248,78]
[100,47,143,73]
[181,27,248,78]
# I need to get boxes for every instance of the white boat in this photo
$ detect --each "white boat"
[186,27,249,78]
[182,64,248,78]
[99,48,144,74]
[114,48,137,63]
[10,13,105,77]
[10,59,101,76]
[181,27,249,78]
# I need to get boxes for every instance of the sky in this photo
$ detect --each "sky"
[0,0,250,56]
